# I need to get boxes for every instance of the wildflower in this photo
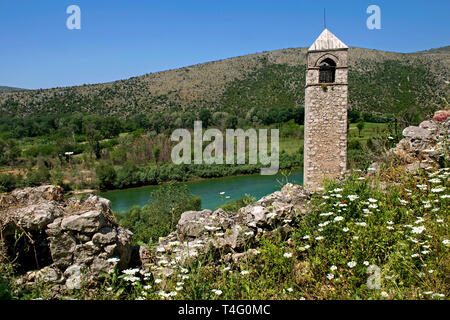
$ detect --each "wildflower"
[368,204,378,209]
[244,231,254,236]
[431,187,446,193]
[333,188,343,192]
[283,219,292,223]
[423,291,434,295]
[287,287,293,292]
[212,289,223,296]
[315,236,324,241]
[322,196,330,199]
[411,253,419,258]
[300,245,311,251]
[143,285,152,290]
[342,227,349,232]
[334,216,344,222]
[283,252,293,258]
[443,239,450,245]
[266,212,277,219]
[380,291,389,298]
[154,278,163,284]
[355,222,367,227]
[320,212,334,216]
[352,236,359,240]
[432,293,445,299]
[107,257,120,263]
[347,261,357,268]
[123,275,140,283]
[386,226,394,230]
[318,221,331,227]
[330,265,338,271]
[205,225,220,231]
[357,177,365,180]
[106,287,113,292]
[416,184,427,190]
[240,270,249,275]
[399,199,408,205]
[180,267,189,273]
[428,178,442,184]
[415,217,424,224]
[219,192,225,195]
[387,221,394,225]
[175,286,183,291]
[422,250,430,255]
[440,195,450,199]
[182,275,190,280]
[348,195,359,201]
[436,219,444,223]
[363,261,369,266]
[122,268,139,275]
[222,266,231,272]
[176,282,184,286]
[412,226,426,234]
[326,273,334,280]
[368,198,378,203]
[302,235,310,239]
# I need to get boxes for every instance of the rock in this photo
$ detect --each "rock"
[10,185,64,203]
[9,203,63,234]
[61,210,107,233]
[36,266,64,284]
[49,233,76,268]
[92,227,117,246]
[433,110,450,122]
[242,205,267,228]
[64,265,82,290]
[177,210,214,239]
[402,126,432,140]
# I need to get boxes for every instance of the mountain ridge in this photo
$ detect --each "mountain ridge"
[1,46,449,121]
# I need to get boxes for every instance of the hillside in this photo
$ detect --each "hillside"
[0,46,449,121]
[0,86,26,93]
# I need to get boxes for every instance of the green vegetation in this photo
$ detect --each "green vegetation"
[217,194,256,212]
[116,183,201,246]
[98,166,448,300]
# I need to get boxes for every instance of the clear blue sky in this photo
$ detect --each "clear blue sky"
[0,0,448,89]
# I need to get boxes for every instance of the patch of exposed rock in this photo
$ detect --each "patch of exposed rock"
[369,116,449,173]
[0,185,132,292]
[147,183,311,277]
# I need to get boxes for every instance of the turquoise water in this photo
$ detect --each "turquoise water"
[99,170,303,212]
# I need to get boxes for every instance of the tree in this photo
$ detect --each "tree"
[225,115,238,129]
[356,121,365,138]
[95,162,116,190]
[86,123,102,159]
[152,146,161,164]
[199,109,212,127]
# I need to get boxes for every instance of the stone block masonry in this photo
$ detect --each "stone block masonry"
[304,29,349,191]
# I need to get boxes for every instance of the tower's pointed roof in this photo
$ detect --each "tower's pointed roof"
[308,29,348,51]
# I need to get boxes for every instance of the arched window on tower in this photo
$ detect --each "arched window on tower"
[319,58,336,83]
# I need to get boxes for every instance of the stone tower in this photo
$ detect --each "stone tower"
[304,29,348,191]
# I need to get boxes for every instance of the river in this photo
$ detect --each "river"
[99,170,303,213]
